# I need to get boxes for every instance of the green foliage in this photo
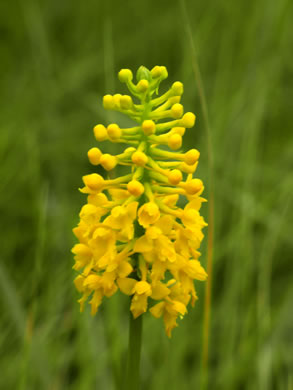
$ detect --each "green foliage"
[0,0,292,389]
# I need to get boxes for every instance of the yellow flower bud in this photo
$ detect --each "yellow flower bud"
[171,103,184,119]
[168,133,182,150]
[118,69,133,83]
[182,178,203,195]
[82,173,104,191]
[151,65,162,78]
[107,124,121,140]
[137,79,149,93]
[142,120,156,135]
[113,94,122,108]
[168,169,183,185]
[103,94,115,109]
[184,149,200,165]
[172,81,184,96]
[125,147,136,153]
[127,180,145,196]
[120,95,133,110]
[100,154,117,171]
[181,112,196,128]
[160,66,168,79]
[131,151,148,166]
[88,147,102,165]
[94,124,108,141]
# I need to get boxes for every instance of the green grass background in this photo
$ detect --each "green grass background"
[0,0,292,389]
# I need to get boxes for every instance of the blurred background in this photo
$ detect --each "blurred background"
[0,0,292,389]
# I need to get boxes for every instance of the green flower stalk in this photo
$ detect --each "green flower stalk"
[72,65,207,338]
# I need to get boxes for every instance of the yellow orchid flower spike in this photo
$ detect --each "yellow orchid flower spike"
[72,65,207,337]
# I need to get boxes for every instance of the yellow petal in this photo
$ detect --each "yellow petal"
[186,260,207,281]
[109,188,129,200]
[151,283,170,300]
[79,186,92,194]
[83,259,94,276]
[134,236,153,253]
[154,215,174,235]
[78,293,90,313]
[117,261,133,278]
[84,274,101,289]
[138,256,147,280]
[71,243,92,257]
[111,205,126,218]
[185,198,202,211]
[151,261,166,282]
[146,226,161,240]
[126,201,139,220]
[72,226,86,242]
[117,277,136,295]
[79,204,97,218]
[131,294,148,318]
[171,300,187,316]
[150,301,165,318]
[87,193,108,206]
[74,275,85,292]
[135,281,151,295]
[93,227,111,239]
[106,262,118,273]
[163,194,178,207]
[89,290,103,315]
[163,312,178,338]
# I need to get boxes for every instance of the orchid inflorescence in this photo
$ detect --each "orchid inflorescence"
[72,65,207,337]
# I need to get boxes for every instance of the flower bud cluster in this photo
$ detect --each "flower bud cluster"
[72,66,207,337]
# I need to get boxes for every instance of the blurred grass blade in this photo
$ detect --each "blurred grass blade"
[0,261,26,339]
[179,0,215,388]
[257,195,291,390]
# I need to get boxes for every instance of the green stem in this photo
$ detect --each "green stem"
[125,311,143,390]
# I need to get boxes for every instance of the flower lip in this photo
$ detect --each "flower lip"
[138,202,160,228]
